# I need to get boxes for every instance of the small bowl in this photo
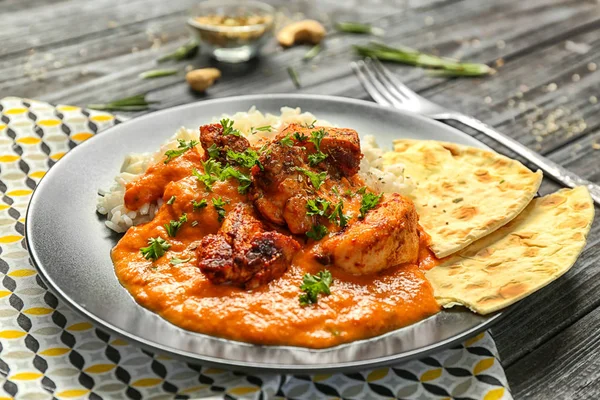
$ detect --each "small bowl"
[188,0,275,63]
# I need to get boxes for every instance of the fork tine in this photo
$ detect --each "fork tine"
[351,61,393,107]
[371,58,420,102]
[355,59,405,108]
[366,58,412,104]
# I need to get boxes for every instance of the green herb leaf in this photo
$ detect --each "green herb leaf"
[306,224,329,241]
[157,40,199,63]
[353,42,493,77]
[304,120,317,129]
[306,198,330,217]
[164,139,199,164]
[335,21,384,36]
[219,166,252,194]
[140,237,171,261]
[307,152,328,166]
[220,118,241,136]
[206,143,221,160]
[212,197,228,222]
[299,270,333,305]
[357,186,367,195]
[87,93,157,112]
[139,69,178,79]
[170,256,192,265]
[359,192,382,219]
[192,199,208,211]
[303,44,322,61]
[193,159,222,191]
[293,132,309,142]
[452,197,464,203]
[287,66,301,88]
[253,125,272,132]
[164,213,188,237]
[279,135,294,147]
[226,149,263,170]
[296,168,327,190]
[328,200,349,227]
[167,195,176,205]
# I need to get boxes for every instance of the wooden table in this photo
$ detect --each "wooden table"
[3,0,599,398]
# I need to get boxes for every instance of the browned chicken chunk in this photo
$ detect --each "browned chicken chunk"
[315,193,420,274]
[251,125,362,233]
[279,124,362,177]
[199,123,250,162]
[197,203,300,288]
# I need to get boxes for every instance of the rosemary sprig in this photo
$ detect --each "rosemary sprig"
[287,66,301,88]
[354,42,493,77]
[157,40,200,63]
[336,21,384,36]
[303,44,322,61]
[87,94,157,112]
[139,69,178,79]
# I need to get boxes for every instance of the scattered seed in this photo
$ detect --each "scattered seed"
[545,83,558,92]
[572,73,580,82]
[495,58,504,68]
[484,96,492,104]
[588,62,597,72]
[590,96,598,104]
[592,142,600,150]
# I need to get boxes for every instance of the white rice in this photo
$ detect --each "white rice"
[96,107,412,233]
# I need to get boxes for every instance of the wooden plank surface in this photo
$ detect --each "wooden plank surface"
[2,0,600,398]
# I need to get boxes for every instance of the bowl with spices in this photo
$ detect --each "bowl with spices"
[188,0,275,63]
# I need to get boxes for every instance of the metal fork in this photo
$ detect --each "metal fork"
[351,58,600,206]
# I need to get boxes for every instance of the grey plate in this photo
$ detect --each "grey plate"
[26,94,505,373]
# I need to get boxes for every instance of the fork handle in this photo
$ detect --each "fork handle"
[444,113,600,206]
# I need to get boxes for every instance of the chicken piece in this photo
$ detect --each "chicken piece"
[314,193,420,274]
[197,203,300,288]
[124,148,202,211]
[251,125,362,231]
[279,124,362,177]
[199,123,250,162]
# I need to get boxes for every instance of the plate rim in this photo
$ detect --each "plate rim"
[26,94,508,373]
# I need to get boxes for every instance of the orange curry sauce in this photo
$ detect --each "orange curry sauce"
[112,148,441,348]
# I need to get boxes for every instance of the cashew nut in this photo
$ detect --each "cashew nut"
[185,68,221,92]
[277,20,326,47]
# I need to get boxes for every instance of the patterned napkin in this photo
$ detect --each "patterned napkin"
[0,97,512,399]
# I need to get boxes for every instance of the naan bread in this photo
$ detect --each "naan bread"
[385,140,542,258]
[426,187,594,314]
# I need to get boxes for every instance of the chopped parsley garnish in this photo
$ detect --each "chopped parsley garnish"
[192,199,208,211]
[307,128,328,166]
[170,256,191,265]
[212,197,228,222]
[293,132,308,142]
[279,135,294,147]
[357,186,367,195]
[304,120,317,129]
[307,152,328,166]
[328,200,349,227]
[206,143,220,160]
[166,195,176,205]
[331,186,340,196]
[226,148,263,170]
[220,118,240,136]
[140,237,171,261]
[359,192,383,219]
[163,139,199,164]
[344,189,355,197]
[299,270,333,306]
[296,168,327,190]
[306,198,330,216]
[253,125,272,132]
[306,224,329,240]
[220,166,252,194]
[452,197,464,203]
[193,159,222,191]
[164,213,187,237]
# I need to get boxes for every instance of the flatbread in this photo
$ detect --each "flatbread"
[384,140,543,258]
[426,187,594,314]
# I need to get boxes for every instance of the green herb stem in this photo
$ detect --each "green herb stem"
[287,66,301,88]
[157,40,199,63]
[139,69,178,79]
